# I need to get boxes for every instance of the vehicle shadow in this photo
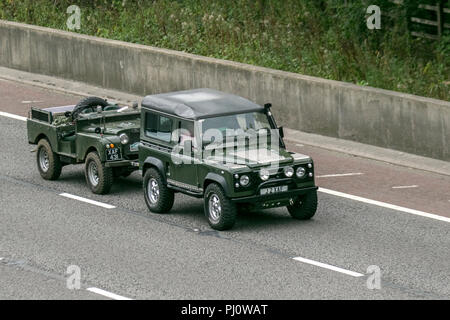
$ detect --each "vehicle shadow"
[58,169,143,194]
[233,207,315,231]
[170,199,316,232]
[58,170,316,231]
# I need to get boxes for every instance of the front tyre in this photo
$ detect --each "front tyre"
[287,190,318,220]
[204,183,237,231]
[85,151,113,194]
[143,168,174,213]
[36,139,62,180]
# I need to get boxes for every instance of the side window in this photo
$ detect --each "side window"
[145,112,173,142]
[178,121,194,142]
[178,120,196,149]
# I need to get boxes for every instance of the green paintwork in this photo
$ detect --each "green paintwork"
[138,95,317,207]
[27,91,316,208]
[27,106,141,167]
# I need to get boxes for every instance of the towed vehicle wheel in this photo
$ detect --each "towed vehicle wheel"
[287,190,318,220]
[143,168,174,213]
[36,139,62,180]
[204,183,237,231]
[85,151,113,194]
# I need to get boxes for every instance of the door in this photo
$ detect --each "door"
[169,120,200,192]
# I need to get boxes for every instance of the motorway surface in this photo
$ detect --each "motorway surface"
[0,79,449,300]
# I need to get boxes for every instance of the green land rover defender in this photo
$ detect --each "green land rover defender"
[139,88,318,230]
[27,97,141,194]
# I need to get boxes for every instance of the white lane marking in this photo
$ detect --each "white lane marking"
[320,187,450,223]
[0,111,27,121]
[392,185,419,189]
[296,144,304,147]
[293,256,364,277]
[86,287,132,300]
[316,172,364,178]
[59,193,116,209]
[21,100,43,104]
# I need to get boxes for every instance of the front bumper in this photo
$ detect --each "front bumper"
[105,160,140,168]
[231,186,318,204]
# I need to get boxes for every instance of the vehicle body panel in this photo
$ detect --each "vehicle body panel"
[138,89,317,208]
[27,105,141,168]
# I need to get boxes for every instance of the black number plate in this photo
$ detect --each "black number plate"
[106,148,122,161]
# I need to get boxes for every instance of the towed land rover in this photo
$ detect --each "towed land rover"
[27,97,141,194]
[139,88,318,230]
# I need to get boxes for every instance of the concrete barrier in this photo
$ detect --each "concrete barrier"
[1,20,449,161]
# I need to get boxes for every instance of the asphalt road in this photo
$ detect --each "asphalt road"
[0,79,449,300]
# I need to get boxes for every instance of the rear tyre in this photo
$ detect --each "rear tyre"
[143,168,174,213]
[36,139,62,180]
[204,183,237,231]
[287,190,318,220]
[85,151,113,194]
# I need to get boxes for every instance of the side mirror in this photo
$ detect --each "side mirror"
[94,127,102,134]
[264,103,272,109]
[64,111,72,118]
[278,126,284,138]
[97,106,103,113]
[132,102,139,110]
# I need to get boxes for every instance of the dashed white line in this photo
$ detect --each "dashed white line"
[86,287,132,300]
[59,193,116,209]
[316,172,364,178]
[392,185,419,189]
[319,187,450,223]
[293,256,364,277]
[0,111,27,121]
[21,100,43,104]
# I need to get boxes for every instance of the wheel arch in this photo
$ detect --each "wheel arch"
[35,133,49,144]
[142,156,166,181]
[84,146,99,161]
[36,134,59,154]
[203,173,231,197]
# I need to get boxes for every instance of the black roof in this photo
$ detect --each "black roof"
[141,88,264,120]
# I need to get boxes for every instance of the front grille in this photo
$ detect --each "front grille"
[258,164,314,182]
[122,132,140,161]
[128,132,140,142]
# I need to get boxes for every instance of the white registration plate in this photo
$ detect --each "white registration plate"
[260,185,288,195]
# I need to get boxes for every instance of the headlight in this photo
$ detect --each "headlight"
[284,166,294,177]
[296,167,306,178]
[239,175,250,186]
[119,133,129,145]
[259,168,270,181]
